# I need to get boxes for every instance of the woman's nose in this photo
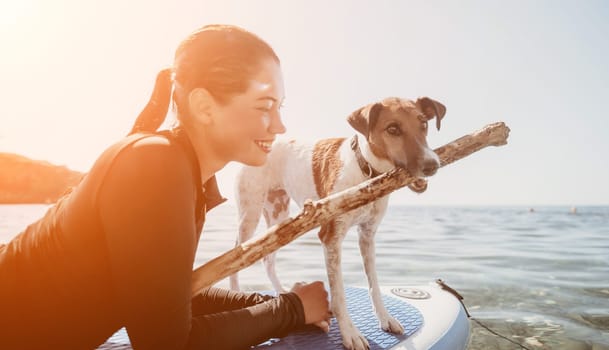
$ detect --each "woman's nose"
[269,112,286,134]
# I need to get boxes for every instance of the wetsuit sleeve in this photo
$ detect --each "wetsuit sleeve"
[97,137,306,349]
[188,287,305,349]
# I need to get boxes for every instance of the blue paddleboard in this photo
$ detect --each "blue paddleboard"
[99,282,470,350]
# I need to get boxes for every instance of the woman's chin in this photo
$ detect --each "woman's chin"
[241,155,268,167]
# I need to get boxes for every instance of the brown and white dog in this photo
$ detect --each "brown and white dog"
[230,97,446,350]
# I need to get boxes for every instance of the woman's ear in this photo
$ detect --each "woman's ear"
[188,87,215,124]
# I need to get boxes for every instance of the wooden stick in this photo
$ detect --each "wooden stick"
[192,122,510,295]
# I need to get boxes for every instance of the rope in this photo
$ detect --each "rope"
[470,317,534,350]
[435,279,534,350]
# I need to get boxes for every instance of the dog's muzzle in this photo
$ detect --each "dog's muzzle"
[422,158,439,177]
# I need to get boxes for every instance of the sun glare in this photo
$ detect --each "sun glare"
[0,0,37,32]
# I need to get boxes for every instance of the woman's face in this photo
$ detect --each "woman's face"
[206,58,286,167]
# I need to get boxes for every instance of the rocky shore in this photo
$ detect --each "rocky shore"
[0,153,84,204]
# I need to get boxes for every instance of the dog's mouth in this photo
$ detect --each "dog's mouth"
[255,140,274,153]
[408,178,428,193]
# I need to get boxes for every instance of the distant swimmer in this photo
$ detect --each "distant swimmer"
[569,206,577,214]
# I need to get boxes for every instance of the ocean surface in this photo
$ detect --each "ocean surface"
[1,203,608,349]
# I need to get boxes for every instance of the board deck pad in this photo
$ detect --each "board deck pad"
[99,287,423,350]
[255,287,423,349]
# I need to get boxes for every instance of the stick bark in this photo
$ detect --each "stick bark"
[192,122,511,295]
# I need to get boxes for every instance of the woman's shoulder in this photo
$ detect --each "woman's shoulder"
[129,133,172,148]
[90,132,190,178]
[116,133,188,167]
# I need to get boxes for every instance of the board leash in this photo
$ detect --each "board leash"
[435,279,534,350]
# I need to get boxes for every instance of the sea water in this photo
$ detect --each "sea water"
[1,204,608,349]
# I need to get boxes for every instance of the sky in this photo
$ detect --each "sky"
[1,0,608,206]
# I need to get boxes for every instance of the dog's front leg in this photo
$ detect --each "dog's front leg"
[358,224,404,334]
[320,222,369,350]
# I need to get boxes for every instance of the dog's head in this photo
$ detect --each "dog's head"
[347,97,446,178]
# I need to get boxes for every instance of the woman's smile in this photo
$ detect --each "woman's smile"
[255,139,274,153]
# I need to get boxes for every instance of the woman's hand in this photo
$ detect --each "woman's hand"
[290,281,331,332]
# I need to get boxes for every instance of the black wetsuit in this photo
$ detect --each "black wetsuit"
[0,129,305,350]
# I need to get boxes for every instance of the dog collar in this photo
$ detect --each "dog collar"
[350,135,383,178]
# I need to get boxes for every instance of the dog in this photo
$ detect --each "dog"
[230,97,446,350]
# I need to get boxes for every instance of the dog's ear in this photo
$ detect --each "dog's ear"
[347,102,383,137]
[416,97,446,131]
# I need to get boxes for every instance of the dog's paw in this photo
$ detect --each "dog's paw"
[380,315,404,334]
[340,324,370,350]
[408,178,428,193]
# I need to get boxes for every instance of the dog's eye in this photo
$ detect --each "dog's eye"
[386,124,402,136]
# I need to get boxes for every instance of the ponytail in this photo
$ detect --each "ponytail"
[128,68,173,135]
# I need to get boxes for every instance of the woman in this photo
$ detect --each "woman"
[0,24,330,349]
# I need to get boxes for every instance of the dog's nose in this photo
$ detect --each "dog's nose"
[422,159,439,176]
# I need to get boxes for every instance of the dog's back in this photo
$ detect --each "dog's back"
[235,136,370,226]
[236,139,318,215]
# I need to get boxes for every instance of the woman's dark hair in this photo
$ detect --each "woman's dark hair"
[129,24,279,135]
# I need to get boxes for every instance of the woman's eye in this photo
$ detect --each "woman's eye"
[386,125,402,136]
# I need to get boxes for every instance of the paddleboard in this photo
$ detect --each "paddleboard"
[99,281,470,350]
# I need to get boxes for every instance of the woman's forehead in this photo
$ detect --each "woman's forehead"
[246,60,284,101]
